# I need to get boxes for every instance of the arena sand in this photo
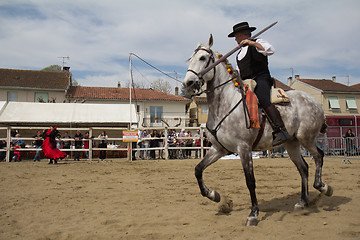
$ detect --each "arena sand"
[0,156,359,240]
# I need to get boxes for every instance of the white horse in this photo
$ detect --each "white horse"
[183,35,333,226]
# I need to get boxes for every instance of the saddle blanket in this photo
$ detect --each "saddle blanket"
[243,81,260,129]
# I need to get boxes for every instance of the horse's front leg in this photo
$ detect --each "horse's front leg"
[195,146,225,202]
[240,151,259,226]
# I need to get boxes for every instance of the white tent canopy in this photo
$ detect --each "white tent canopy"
[0,101,137,124]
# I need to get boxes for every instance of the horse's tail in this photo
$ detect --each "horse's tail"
[320,122,328,134]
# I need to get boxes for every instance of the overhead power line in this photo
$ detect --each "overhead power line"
[129,53,183,83]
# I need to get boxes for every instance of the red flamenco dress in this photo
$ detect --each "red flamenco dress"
[42,128,66,163]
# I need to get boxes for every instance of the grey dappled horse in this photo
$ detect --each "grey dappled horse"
[183,35,333,226]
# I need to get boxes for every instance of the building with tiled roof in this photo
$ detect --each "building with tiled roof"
[66,86,191,128]
[288,75,359,116]
[0,68,72,103]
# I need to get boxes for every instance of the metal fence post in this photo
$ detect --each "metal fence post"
[89,127,93,161]
[164,127,169,160]
[6,127,11,162]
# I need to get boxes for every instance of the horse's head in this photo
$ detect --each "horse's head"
[183,34,216,95]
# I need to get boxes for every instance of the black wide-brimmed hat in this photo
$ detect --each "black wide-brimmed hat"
[228,22,256,37]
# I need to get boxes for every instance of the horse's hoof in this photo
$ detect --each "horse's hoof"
[208,190,221,202]
[245,216,258,226]
[294,200,307,211]
[294,203,305,211]
[321,184,333,197]
[324,185,333,197]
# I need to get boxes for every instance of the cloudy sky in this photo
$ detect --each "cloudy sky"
[1,0,359,92]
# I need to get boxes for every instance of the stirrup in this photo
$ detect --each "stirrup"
[272,129,291,146]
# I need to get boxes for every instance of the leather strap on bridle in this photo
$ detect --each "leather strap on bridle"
[187,47,216,96]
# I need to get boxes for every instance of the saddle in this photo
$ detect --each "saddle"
[242,79,290,129]
[243,79,290,105]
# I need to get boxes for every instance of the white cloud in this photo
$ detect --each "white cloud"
[1,0,359,86]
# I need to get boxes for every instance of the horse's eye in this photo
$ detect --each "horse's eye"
[199,56,206,61]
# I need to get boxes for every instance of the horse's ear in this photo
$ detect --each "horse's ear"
[207,34,213,48]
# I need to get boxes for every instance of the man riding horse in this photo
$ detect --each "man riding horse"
[228,22,291,146]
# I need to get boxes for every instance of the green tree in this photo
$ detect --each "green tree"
[41,65,62,71]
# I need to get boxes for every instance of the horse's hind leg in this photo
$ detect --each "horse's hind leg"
[195,146,226,202]
[284,139,309,210]
[302,142,333,196]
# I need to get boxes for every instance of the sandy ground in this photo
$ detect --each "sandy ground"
[0,156,359,240]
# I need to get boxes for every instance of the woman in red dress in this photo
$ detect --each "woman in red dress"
[42,126,66,164]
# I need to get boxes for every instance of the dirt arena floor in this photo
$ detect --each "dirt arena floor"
[0,156,359,240]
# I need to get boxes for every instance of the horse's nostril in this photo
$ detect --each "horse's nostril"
[186,80,194,88]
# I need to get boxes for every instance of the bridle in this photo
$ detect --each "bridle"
[186,47,216,93]
[186,47,236,97]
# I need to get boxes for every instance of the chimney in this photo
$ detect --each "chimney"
[287,77,293,86]
[295,74,300,79]
[117,81,121,88]
[175,86,179,96]
[62,66,70,72]
[332,76,336,82]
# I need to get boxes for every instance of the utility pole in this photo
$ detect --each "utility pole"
[338,74,350,86]
[345,75,350,86]
[129,53,133,129]
[290,67,294,80]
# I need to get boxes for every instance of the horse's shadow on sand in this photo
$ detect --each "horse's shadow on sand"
[259,192,349,221]
[219,192,351,221]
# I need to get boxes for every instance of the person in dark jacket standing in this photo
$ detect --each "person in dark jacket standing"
[33,130,43,162]
[73,130,83,161]
[228,21,291,146]
[344,129,355,156]
[98,131,108,161]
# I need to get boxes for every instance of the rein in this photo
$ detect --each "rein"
[190,78,234,97]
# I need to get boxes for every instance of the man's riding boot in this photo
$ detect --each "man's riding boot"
[264,104,292,146]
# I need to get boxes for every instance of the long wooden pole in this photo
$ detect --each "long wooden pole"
[198,21,278,78]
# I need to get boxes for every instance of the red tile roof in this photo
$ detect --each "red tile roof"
[296,78,355,92]
[0,68,71,90]
[351,83,360,91]
[273,78,293,91]
[66,86,191,102]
